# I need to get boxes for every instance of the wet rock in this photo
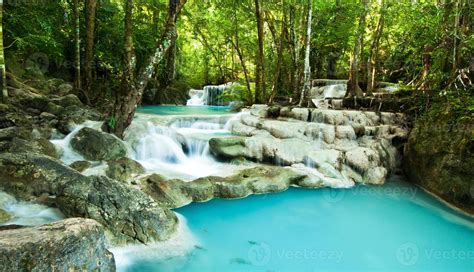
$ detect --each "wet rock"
[250,104,269,118]
[142,166,305,208]
[51,94,82,108]
[69,160,92,172]
[140,175,192,208]
[106,157,145,182]
[0,208,12,223]
[0,127,59,158]
[404,103,474,213]
[71,127,127,161]
[209,137,247,159]
[0,218,115,271]
[0,153,178,244]
[56,83,74,96]
[280,107,310,121]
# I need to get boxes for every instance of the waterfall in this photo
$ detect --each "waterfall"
[186,83,239,106]
[125,113,244,180]
[186,89,206,106]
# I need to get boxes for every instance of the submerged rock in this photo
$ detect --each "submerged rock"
[0,153,178,244]
[0,218,115,271]
[71,127,128,161]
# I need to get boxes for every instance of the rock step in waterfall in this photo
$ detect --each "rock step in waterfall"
[210,104,408,186]
[309,79,400,109]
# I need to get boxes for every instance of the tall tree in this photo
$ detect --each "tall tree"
[231,5,252,103]
[254,0,265,103]
[0,0,6,101]
[366,0,385,95]
[299,0,313,106]
[73,0,81,90]
[346,0,368,97]
[85,0,97,101]
[103,0,187,138]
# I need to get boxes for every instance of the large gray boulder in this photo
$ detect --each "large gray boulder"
[71,127,127,161]
[0,218,115,271]
[0,153,177,244]
[106,157,145,182]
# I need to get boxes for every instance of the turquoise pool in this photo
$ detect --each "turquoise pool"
[138,105,233,116]
[120,177,474,271]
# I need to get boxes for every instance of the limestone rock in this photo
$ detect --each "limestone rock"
[106,157,145,182]
[142,166,305,208]
[209,137,247,159]
[69,160,92,172]
[0,153,178,244]
[0,218,115,272]
[71,127,127,161]
[250,104,269,118]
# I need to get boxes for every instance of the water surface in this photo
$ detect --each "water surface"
[120,177,473,272]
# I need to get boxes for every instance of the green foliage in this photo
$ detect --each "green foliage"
[107,116,117,130]
[2,0,472,103]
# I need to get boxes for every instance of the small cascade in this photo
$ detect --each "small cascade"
[0,192,64,226]
[186,89,206,106]
[135,123,189,164]
[50,121,102,164]
[186,83,239,106]
[125,113,246,180]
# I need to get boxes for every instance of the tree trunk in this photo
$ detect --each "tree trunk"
[231,38,252,104]
[0,1,7,101]
[104,0,187,138]
[73,0,81,90]
[204,49,209,85]
[298,0,313,107]
[420,45,432,91]
[85,0,97,101]
[254,0,265,103]
[269,16,286,104]
[367,1,385,95]
[346,0,368,97]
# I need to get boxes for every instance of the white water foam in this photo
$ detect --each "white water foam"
[0,191,64,226]
[111,213,199,272]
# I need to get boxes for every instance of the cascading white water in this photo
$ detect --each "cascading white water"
[186,89,206,106]
[186,83,238,106]
[127,113,247,180]
[0,192,65,226]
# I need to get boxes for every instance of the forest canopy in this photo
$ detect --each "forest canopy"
[0,0,472,135]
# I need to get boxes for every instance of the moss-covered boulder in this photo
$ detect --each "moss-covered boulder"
[71,127,127,161]
[0,153,178,244]
[0,218,115,271]
[106,157,145,182]
[404,96,474,213]
[69,161,92,172]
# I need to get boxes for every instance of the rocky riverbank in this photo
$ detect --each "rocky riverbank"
[404,95,474,214]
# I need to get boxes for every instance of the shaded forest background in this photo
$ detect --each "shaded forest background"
[0,0,472,135]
